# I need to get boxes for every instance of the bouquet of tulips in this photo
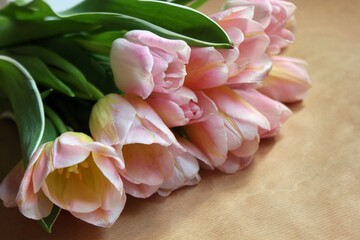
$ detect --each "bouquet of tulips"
[0,0,310,232]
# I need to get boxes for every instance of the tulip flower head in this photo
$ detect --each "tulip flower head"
[111,30,191,99]
[15,132,126,227]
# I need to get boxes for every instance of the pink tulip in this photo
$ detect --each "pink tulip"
[184,47,229,90]
[181,86,271,173]
[146,87,217,127]
[90,94,184,198]
[0,162,25,207]
[110,30,190,99]
[233,88,292,138]
[258,56,311,103]
[14,132,126,227]
[158,147,201,197]
[211,6,272,87]
[225,0,296,55]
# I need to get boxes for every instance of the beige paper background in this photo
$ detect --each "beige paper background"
[1,0,359,239]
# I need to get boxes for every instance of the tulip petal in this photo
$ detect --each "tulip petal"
[205,86,270,130]
[0,161,24,207]
[16,164,53,219]
[71,206,125,228]
[217,153,254,174]
[122,177,160,198]
[111,38,154,99]
[185,47,229,90]
[92,153,123,191]
[90,94,137,147]
[235,88,292,138]
[52,132,92,169]
[231,136,260,158]
[122,143,174,186]
[184,114,227,167]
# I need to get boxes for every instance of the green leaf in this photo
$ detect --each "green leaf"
[41,37,117,95]
[9,45,96,98]
[62,0,232,48]
[0,1,97,49]
[38,205,61,233]
[5,54,75,97]
[73,31,127,55]
[0,55,44,165]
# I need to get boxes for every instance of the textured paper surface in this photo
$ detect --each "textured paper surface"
[1,0,359,239]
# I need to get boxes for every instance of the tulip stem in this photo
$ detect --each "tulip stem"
[44,105,68,134]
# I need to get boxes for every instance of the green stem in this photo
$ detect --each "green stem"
[43,105,68,134]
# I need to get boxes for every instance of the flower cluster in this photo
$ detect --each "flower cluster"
[0,0,310,228]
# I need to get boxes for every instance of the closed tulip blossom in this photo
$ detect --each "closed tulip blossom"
[182,86,271,173]
[111,30,191,99]
[146,87,217,127]
[14,132,126,227]
[232,88,292,138]
[211,6,272,87]
[90,94,184,198]
[184,47,229,90]
[158,149,201,197]
[258,56,311,103]
[225,0,296,55]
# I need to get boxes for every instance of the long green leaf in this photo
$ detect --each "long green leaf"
[0,55,44,164]
[9,45,94,97]
[62,0,232,48]
[5,54,75,97]
[0,1,97,49]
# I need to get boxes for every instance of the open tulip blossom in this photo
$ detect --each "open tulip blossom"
[0,0,310,232]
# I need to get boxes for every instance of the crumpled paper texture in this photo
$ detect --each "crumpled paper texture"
[1,0,359,239]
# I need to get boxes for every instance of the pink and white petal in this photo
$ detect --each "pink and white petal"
[125,30,190,63]
[204,86,270,130]
[99,180,126,211]
[52,132,93,169]
[231,136,260,158]
[235,88,292,137]
[225,1,272,28]
[16,165,53,219]
[185,47,229,90]
[32,143,53,192]
[184,114,227,167]
[71,206,124,228]
[122,177,160,198]
[146,97,189,128]
[0,161,24,207]
[124,95,182,149]
[159,152,201,197]
[189,91,218,124]
[90,94,137,146]
[176,136,212,168]
[111,39,154,99]
[122,143,174,186]
[217,153,254,174]
[92,153,123,191]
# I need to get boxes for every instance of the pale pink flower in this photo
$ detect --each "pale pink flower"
[146,87,217,127]
[184,47,229,90]
[90,94,184,198]
[211,6,272,87]
[158,143,201,197]
[110,30,190,99]
[181,86,271,173]
[233,88,292,138]
[0,162,24,207]
[13,132,126,227]
[226,0,296,55]
[258,56,311,103]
